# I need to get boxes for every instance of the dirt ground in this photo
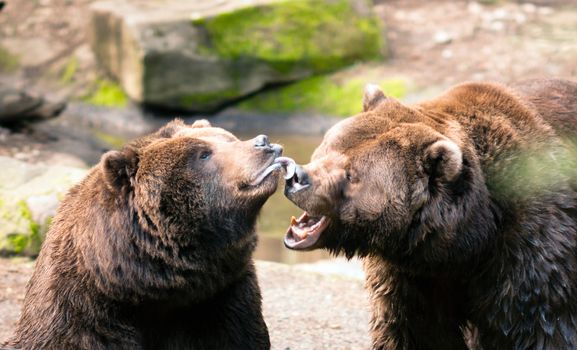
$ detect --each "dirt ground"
[378,0,577,89]
[0,258,370,349]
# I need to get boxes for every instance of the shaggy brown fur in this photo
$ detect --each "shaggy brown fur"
[3,119,282,349]
[284,79,577,349]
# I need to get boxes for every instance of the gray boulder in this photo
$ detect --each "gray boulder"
[89,0,384,112]
[0,156,87,255]
[0,86,65,125]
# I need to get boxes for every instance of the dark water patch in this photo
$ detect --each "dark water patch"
[252,134,332,264]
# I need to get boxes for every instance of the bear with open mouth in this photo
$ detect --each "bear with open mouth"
[3,119,295,350]
[284,79,577,349]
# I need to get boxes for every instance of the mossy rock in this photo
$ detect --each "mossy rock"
[0,157,87,256]
[89,0,385,112]
[0,46,19,73]
[83,79,128,108]
[238,66,410,117]
[59,57,79,85]
[194,0,383,73]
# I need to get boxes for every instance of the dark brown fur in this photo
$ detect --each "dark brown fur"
[3,120,280,349]
[285,79,577,349]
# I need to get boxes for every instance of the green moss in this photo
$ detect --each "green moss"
[194,0,383,74]
[239,75,408,117]
[2,201,42,255]
[6,234,29,254]
[17,201,43,255]
[84,79,128,108]
[380,79,409,100]
[60,57,79,84]
[0,46,19,73]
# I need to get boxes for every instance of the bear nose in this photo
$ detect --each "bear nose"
[286,164,310,193]
[254,135,270,148]
[270,143,283,157]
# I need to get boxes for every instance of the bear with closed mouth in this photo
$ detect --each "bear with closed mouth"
[284,79,577,349]
[3,119,293,350]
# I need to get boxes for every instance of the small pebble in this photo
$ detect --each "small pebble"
[433,31,453,45]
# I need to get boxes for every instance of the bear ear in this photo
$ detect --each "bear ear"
[191,119,211,128]
[101,147,138,191]
[363,84,387,112]
[157,119,186,138]
[424,139,463,182]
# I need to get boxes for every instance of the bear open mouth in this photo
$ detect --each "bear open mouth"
[284,212,329,250]
[250,156,296,186]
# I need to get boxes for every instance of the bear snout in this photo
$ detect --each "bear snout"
[285,165,310,195]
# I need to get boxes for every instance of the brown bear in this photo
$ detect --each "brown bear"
[3,119,287,349]
[283,79,577,349]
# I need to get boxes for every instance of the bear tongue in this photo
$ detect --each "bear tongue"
[290,215,309,241]
[251,157,296,186]
[274,156,296,180]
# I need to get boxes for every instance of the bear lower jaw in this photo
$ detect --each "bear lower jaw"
[284,212,329,250]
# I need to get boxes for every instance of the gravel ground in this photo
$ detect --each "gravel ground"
[0,258,370,349]
[259,261,370,350]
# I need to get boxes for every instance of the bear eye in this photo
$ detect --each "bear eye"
[345,170,358,183]
[346,171,353,182]
[199,151,212,160]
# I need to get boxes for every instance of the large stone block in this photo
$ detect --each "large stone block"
[89,0,384,111]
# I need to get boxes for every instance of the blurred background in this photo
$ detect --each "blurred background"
[0,0,576,269]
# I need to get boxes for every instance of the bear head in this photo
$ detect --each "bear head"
[87,119,285,300]
[283,85,494,267]
[102,119,283,240]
